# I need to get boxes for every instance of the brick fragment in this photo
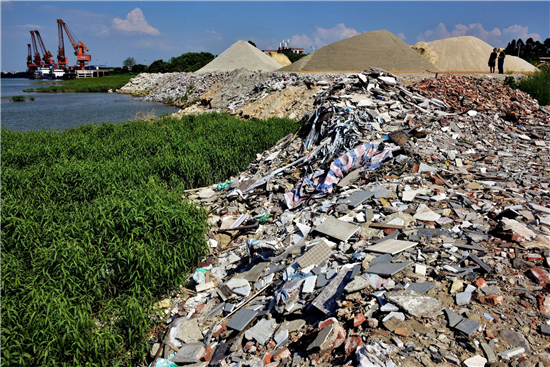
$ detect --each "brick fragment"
[527,267,550,286]
[394,328,409,337]
[272,347,290,361]
[354,313,366,327]
[212,323,227,338]
[344,336,363,355]
[201,345,212,362]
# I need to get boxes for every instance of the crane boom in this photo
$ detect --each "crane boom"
[30,31,43,67]
[56,19,67,68]
[27,44,32,65]
[58,19,91,70]
[34,30,54,67]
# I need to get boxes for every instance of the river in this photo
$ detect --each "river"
[1,78,179,132]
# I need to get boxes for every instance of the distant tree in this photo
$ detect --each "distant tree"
[148,59,170,73]
[123,57,137,68]
[505,38,549,64]
[287,53,308,64]
[169,52,215,72]
[248,40,257,48]
[132,64,147,73]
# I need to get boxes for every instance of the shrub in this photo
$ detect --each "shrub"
[11,95,25,101]
[1,113,299,366]
[517,67,550,106]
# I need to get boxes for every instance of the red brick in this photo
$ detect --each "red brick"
[333,325,346,349]
[394,328,409,337]
[264,353,272,365]
[474,278,488,288]
[518,299,531,309]
[212,323,227,338]
[195,303,206,314]
[384,228,397,235]
[319,318,335,329]
[272,347,290,361]
[477,294,503,306]
[526,254,545,262]
[486,329,496,339]
[344,336,363,355]
[353,313,366,327]
[201,346,212,361]
[527,267,550,286]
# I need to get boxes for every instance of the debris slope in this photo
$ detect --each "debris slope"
[148,68,550,367]
[198,41,282,73]
[280,30,439,72]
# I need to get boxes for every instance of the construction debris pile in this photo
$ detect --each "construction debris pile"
[148,69,550,367]
[411,74,548,119]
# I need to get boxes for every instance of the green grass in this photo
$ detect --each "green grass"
[23,74,135,93]
[11,95,26,102]
[517,67,550,106]
[1,112,300,366]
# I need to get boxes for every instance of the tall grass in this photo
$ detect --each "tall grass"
[517,67,550,106]
[1,112,299,366]
[23,74,134,93]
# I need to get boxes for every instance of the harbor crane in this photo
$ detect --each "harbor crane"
[57,19,91,70]
[34,30,55,67]
[27,43,34,69]
[29,31,43,67]
[56,19,67,68]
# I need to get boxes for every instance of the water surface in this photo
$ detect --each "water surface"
[1,78,178,132]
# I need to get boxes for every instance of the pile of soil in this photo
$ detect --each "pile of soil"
[198,41,282,73]
[269,52,292,66]
[280,29,439,72]
[415,36,538,72]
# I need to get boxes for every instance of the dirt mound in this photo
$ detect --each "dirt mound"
[198,41,282,72]
[269,52,291,66]
[279,29,439,72]
[418,36,537,72]
[411,41,439,65]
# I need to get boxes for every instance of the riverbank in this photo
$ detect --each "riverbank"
[1,112,299,366]
[23,74,135,93]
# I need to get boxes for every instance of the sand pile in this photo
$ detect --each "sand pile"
[414,36,537,72]
[198,41,282,73]
[280,30,438,72]
[411,41,439,65]
[269,52,291,66]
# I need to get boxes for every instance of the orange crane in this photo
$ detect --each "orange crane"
[57,19,91,70]
[56,19,67,68]
[30,31,43,67]
[27,43,34,69]
[34,30,55,67]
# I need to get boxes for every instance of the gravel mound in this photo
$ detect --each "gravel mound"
[417,36,537,72]
[198,41,282,73]
[280,29,439,72]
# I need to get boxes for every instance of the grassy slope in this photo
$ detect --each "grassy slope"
[24,74,135,93]
[1,113,299,366]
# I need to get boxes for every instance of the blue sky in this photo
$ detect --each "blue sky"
[2,1,549,71]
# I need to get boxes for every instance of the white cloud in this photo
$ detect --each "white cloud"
[397,32,406,41]
[205,30,223,41]
[112,8,160,36]
[18,24,43,29]
[417,22,540,47]
[503,25,541,42]
[290,23,359,51]
[290,34,313,48]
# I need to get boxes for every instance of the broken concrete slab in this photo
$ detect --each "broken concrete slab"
[384,290,442,317]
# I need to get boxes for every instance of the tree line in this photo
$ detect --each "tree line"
[504,37,550,65]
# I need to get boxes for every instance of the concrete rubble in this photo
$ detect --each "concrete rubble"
[147,68,550,367]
